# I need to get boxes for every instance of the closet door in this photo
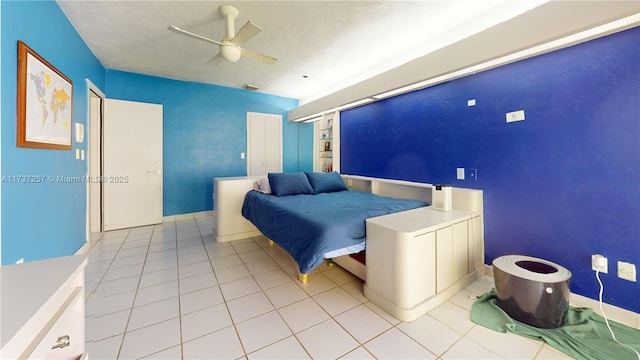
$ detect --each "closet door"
[247,112,282,176]
[248,115,267,176]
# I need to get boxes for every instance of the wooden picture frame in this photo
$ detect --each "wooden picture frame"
[17,40,73,150]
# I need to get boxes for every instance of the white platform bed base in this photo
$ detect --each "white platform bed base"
[213,175,484,319]
[333,254,366,281]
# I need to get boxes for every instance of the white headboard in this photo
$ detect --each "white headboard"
[341,174,483,213]
[213,174,484,245]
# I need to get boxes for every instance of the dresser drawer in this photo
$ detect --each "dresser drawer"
[27,287,84,360]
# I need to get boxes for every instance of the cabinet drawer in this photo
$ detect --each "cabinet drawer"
[27,287,84,360]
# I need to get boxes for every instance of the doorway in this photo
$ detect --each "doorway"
[87,82,104,236]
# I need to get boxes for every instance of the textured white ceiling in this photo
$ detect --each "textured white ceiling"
[57,0,545,101]
[57,1,639,105]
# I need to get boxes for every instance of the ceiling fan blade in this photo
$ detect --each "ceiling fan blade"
[207,53,225,65]
[230,20,262,46]
[241,47,277,65]
[168,25,223,47]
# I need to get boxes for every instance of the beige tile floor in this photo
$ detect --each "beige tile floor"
[84,215,573,359]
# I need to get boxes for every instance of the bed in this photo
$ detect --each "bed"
[241,172,428,281]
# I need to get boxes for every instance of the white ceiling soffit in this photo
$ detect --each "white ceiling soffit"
[288,1,640,121]
[298,0,548,105]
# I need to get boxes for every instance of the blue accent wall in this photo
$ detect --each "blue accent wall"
[105,71,300,216]
[340,27,640,313]
[1,0,106,264]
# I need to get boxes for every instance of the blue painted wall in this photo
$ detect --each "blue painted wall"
[105,71,300,216]
[1,0,105,264]
[297,122,314,172]
[340,27,640,313]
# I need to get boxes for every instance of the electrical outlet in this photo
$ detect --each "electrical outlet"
[16,258,24,264]
[506,110,525,123]
[617,261,636,282]
[591,254,608,273]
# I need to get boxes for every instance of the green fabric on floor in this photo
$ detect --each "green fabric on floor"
[471,290,640,360]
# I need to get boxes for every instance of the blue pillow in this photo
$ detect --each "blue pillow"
[305,171,348,194]
[268,172,315,196]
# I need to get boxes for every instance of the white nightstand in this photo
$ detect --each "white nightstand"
[364,206,483,321]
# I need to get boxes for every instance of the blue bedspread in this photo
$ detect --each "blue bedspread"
[242,190,428,274]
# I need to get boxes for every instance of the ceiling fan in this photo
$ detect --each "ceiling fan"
[168,4,277,65]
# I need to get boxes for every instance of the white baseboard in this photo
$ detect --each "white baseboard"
[162,210,213,222]
[483,264,639,329]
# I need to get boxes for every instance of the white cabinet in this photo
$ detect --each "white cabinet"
[436,220,470,292]
[247,112,282,176]
[364,207,481,321]
[213,176,263,242]
[29,288,84,359]
[0,255,87,359]
[365,227,437,310]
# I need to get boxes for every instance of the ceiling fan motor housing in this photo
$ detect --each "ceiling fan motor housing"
[221,43,241,62]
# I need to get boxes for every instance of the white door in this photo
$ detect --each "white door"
[103,99,163,230]
[247,112,282,176]
[88,89,102,232]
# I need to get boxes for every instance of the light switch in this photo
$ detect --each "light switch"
[618,261,636,282]
[81,150,85,160]
[469,168,477,181]
[75,149,80,160]
[241,152,245,159]
[457,168,465,180]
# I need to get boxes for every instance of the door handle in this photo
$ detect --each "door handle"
[52,335,70,349]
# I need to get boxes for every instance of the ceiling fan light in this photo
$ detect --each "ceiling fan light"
[221,45,241,63]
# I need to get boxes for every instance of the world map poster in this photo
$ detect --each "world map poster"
[17,41,73,149]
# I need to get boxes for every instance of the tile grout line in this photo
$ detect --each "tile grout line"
[173,219,187,360]
[249,237,315,359]
[181,216,215,359]
[214,234,253,357]
[114,224,165,359]
[175,217,232,356]
[249,236,375,358]
[254,241,455,358]
[85,231,129,303]
[117,224,183,359]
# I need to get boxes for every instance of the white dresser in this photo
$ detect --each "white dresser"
[1,255,87,359]
[364,206,483,321]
